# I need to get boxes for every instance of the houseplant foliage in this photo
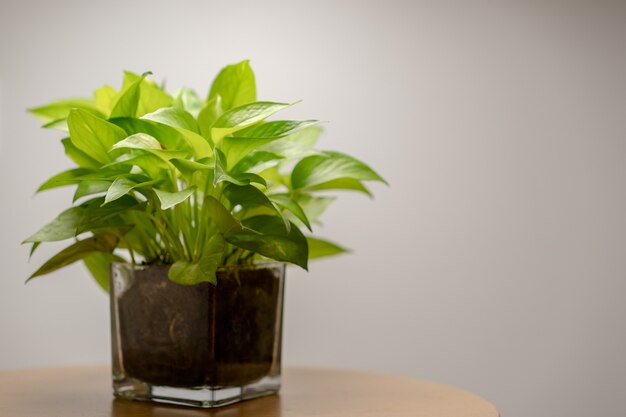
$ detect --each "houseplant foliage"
[24,61,386,407]
[25,60,385,289]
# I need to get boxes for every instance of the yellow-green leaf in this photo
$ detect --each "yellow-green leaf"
[208,60,256,111]
[68,109,127,164]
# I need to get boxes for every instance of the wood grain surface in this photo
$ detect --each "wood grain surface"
[0,366,499,417]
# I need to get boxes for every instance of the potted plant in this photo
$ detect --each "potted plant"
[24,60,385,407]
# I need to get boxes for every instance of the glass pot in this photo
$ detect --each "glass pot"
[110,262,285,408]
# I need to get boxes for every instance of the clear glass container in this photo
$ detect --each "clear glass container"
[110,262,285,408]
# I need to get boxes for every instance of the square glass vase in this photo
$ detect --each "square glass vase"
[110,261,285,408]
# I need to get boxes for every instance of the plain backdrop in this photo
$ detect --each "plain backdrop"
[1,1,625,417]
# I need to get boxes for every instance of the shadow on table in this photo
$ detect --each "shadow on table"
[109,395,281,417]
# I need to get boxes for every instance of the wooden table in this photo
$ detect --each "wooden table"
[0,366,498,416]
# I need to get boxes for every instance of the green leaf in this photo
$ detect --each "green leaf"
[29,99,102,124]
[122,213,157,259]
[172,87,204,118]
[104,154,170,181]
[122,71,173,117]
[141,106,198,132]
[170,158,211,181]
[219,121,316,168]
[141,107,212,159]
[221,137,278,168]
[37,168,93,192]
[73,180,111,202]
[83,252,124,292]
[223,184,286,227]
[67,109,127,164]
[111,133,187,161]
[208,60,256,111]
[270,193,312,231]
[237,120,318,139]
[307,237,348,259]
[291,151,386,191]
[94,85,118,117]
[233,172,267,187]
[61,138,101,169]
[295,194,336,225]
[29,242,41,259]
[213,149,266,187]
[24,206,87,243]
[218,174,267,189]
[104,176,152,205]
[211,101,292,143]
[169,158,213,190]
[154,187,195,210]
[24,196,140,243]
[41,118,70,131]
[111,117,188,152]
[112,132,161,149]
[168,234,225,285]
[112,117,206,158]
[110,74,143,118]
[227,215,308,269]
[307,178,372,195]
[197,96,222,141]
[74,197,141,235]
[259,125,324,160]
[232,151,284,174]
[203,196,244,237]
[213,148,239,185]
[28,233,120,280]
[257,166,289,189]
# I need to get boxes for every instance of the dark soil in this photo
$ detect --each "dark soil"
[116,265,283,387]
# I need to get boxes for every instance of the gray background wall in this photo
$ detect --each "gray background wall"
[1,1,625,416]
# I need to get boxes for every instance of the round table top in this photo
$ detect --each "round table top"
[0,366,498,417]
